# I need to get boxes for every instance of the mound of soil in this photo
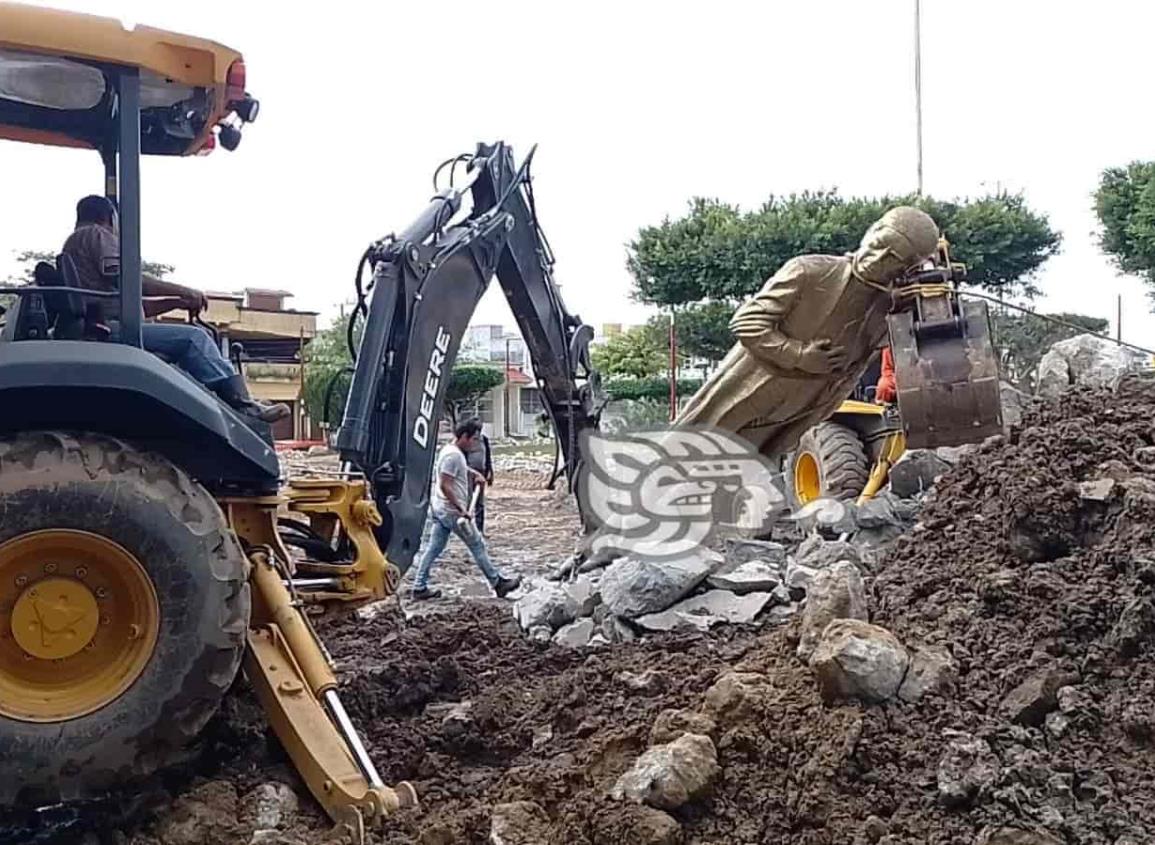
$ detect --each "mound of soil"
[14,376,1155,845]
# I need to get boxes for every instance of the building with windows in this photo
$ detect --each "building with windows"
[157,287,317,440]
[457,324,542,438]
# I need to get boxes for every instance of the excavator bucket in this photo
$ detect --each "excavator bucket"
[888,297,1003,449]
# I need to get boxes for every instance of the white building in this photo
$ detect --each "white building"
[457,324,542,438]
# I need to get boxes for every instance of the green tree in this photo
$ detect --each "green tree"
[602,376,704,402]
[1095,161,1155,302]
[646,301,736,366]
[444,364,504,425]
[302,318,356,424]
[591,326,667,379]
[991,310,1109,390]
[628,191,1061,306]
[5,249,175,284]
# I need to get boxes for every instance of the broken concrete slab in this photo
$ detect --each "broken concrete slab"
[634,590,773,633]
[616,669,667,695]
[706,560,780,594]
[513,584,579,632]
[855,495,901,529]
[809,619,910,704]
[724,538,788,568]
[600,615,638,644]
[552,618,595,649]
[599,554,715,619]
[611,733,719,811]
[976,827,1064,845]
[796,560,868,661]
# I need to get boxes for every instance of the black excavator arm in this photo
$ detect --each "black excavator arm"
[335,141,601,571]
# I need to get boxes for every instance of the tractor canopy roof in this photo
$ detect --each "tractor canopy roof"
[0,1,247,155]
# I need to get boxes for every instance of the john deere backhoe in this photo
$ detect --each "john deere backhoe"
[0,5,599,838]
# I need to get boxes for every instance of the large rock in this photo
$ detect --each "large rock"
[634,590,773,633]
[898,645,958,702]
[650,708,718,744]
[1036,333,1145,398]
[513,584,578,632]
[552,618,595,648]
[599,553,716,619]
[888,449,951,498]
[796,560,868,661]
[563,574,601,617]
[809,619,910,704]
[706,560,780,594]
[936,731,999,807]
[724,538,787,568]
[784,562,818,600]
[1000,664,1079,726]
[611,733,719,811]
[1000,381,1029,428]
[490,801,552,845]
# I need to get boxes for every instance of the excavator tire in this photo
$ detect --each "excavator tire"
[0,431,250,807]
[786,422,870,508]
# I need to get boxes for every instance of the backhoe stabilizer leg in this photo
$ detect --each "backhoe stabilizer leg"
[244,549,416,832]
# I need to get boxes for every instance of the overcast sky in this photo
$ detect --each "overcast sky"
[4,0,1155,347]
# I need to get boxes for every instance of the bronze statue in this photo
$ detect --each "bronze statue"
[676,206,940,456]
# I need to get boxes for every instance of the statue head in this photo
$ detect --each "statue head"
[852,206,939,284]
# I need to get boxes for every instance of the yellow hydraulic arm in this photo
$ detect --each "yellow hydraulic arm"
[223,480,413,841]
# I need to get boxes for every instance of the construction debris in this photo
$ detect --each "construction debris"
[36,373,1155,845]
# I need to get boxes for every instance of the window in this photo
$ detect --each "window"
[520,387,540,414]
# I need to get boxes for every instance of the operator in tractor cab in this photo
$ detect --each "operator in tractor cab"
[676,206,939,455]
[62,195,289,424]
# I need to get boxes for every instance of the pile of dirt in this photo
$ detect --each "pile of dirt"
[20,376,1155,845]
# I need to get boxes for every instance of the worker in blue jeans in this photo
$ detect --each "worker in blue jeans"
[411,419,521,601]
[62,195,288,423]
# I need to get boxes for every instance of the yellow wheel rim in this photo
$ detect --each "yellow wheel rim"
[794,451,822,505]
[0,530,159,722]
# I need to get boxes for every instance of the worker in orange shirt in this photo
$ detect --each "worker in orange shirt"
[875,346,897,404]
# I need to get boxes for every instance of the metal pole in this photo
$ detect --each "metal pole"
[914,0,924,195]
[1117,293,1122,343]
[668,312,678,421]
[504,337,511,437]
[117,69,142,347]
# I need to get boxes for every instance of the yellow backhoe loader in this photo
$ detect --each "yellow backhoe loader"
[0,5,599,839]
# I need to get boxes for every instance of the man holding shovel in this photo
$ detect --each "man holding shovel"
[410,419,522,601]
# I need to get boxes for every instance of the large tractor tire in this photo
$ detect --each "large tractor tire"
[0,432,250,806]
[786,422,871,508]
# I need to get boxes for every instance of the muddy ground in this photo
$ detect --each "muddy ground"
[8,376,1155,844]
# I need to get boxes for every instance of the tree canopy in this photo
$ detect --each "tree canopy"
[1095,161,1155,302]
[5,249,174,285]
[590,326,667,379]
[627,191,1061,306]
[444,365,504,424]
